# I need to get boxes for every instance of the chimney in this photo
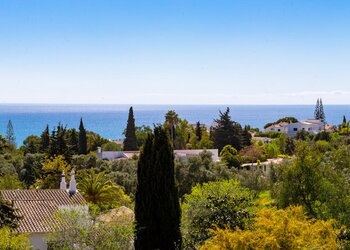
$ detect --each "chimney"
[60,171,67,190]
[97,146,102,154]
[69,169,77,195]
[97,146,103,160]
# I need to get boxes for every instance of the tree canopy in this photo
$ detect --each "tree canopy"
[212,107,243,152]
[182,180,254,248]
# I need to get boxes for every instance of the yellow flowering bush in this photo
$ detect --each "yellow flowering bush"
[201,206,338,250]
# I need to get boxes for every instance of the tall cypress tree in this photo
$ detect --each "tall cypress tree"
[135,126,182,250]
[6,120,16,148]
[195,121,202,141]
[79,118,87,155]
[40,125,50,152]
[123,107,138,151]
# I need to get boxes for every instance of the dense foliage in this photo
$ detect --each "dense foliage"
[78,169,131,212]
[175,150,236,197]
[219,145,241,168]
[48,208,133,250]
[0,197,22,229]
[0,227,31,250]
[271,141,350,227]
[2,106,350,249]
[182,180,254,248]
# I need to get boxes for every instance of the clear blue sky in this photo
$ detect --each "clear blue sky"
[0,0,349,104]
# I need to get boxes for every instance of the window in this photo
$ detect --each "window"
[277,129,280,132]
[293,128,298,131]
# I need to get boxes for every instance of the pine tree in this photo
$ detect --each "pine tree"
[135,126,182,250]
[314,98,326,121]
[314,98,320,120]
[123,107,138,151]
[79,118,87,155]
[6,120,16,148]
[319,98,326,121]
[213,107,243,152]
[40,125,50,152]
[195,121,202,141]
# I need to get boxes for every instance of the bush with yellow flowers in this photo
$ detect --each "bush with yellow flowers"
[201,206,338,250]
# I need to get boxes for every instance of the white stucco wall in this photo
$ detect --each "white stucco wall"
[29,233,48,250]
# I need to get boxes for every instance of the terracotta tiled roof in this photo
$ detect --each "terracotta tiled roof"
[0,189,86,233]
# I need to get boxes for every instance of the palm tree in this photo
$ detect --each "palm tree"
[78,169,129,208]
[165,110,179,144]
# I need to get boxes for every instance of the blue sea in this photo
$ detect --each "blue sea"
[0,104,349,146]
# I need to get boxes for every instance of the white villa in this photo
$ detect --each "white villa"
[264,119,331,136]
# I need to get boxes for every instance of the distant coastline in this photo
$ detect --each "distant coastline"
[0,104,349,145]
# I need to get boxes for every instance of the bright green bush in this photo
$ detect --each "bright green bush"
[181,180,254,248]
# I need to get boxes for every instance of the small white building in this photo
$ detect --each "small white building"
[96,147,220,161]
[265,119,326,136]
[241,158,286,176]
[265,122,289,133]
[0,170,87,250]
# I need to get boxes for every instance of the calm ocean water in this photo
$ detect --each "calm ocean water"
[0,104,349,146]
